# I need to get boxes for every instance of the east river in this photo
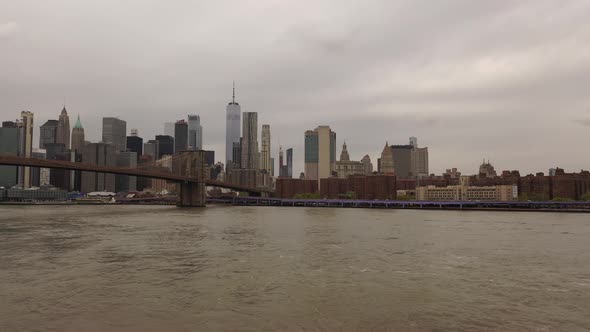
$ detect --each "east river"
[0,205,589,331]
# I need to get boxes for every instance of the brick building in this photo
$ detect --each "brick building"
[275,178,318,198]
[278,175,396,200]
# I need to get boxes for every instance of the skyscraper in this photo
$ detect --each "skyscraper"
[102,117,127,152]
[379,142,394,174]
[232,141,241,168]
[304,126,336,183]
[126,129,143,159]
[409,137,429,177]
[260,124,271,173]
[0,123,21,188]
[155,135,174,158]
[188,114,203,150]
[174,120,188,153]
[81,143,116,193]
[71,115,85,153]
[45,142,70,190]
[164,122,175,137]
[116,151,137,192]
[56,107,70,149]
[143,140,159,160]
[39,120,58,149]
[391,145,413,177]
[20,111,34,188]
[278,146,286,177]
[286,148,293,178]
[240,112,259,169]
[225,82,241,165]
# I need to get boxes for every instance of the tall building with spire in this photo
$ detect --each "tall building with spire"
[56,107,70,149]
[71,115,85,152]
[260,124,271,173]
[225,82,241,165]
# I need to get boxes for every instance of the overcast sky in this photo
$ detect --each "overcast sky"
[2,0,589,176]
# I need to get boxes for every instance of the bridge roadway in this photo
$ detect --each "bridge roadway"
[0,154,270,197]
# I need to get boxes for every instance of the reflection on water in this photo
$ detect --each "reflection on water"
[0,205,589,331]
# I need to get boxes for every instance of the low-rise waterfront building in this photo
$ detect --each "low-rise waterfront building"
[0,187,68,202]
[417,184,517,201]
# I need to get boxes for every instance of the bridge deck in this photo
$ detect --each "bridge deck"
[0,155,271,194]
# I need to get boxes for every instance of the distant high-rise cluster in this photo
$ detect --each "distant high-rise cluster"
[8,82,590,203]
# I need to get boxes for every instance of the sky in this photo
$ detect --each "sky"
[1,0,589,176]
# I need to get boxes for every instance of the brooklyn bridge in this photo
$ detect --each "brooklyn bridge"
[0,151,271,207]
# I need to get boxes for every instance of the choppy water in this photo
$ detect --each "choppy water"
[0,205,589,331]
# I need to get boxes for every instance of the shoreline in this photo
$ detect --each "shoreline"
[1,200,589,213]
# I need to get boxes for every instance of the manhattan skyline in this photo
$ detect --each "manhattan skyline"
[2,1,590,175]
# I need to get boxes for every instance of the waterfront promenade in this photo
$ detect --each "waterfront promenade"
[209,196,590,212]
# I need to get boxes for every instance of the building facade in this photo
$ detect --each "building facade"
[115,151,137,192]
[0,124,21,188]
[126,130,143,159]
[164,122,174,137]
[225,84,241,165]
[81,143,116,193]
[286,148,293,178]
[335,142,364,179]
[102,117,127,152]
[379,142,395,174]
[260,124,271,173]
[391,145,413,177]
[304,126,336,183]
[174,120,188,153]
[155,135,174,158]
[71,115,85,153]
[240,112,259,170]
[143,140,158,160]
[188,114,203,150]
[56,107,70,149]
[479,159,497,178]
[39,120,58,149]
[361,155,373,175]
[20,111,34,188]
[417,184,517,201]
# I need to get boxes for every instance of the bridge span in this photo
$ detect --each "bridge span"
[0,152,271,207]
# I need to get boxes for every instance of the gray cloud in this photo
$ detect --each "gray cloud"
[0,22,17,38]
[1,0,589,175]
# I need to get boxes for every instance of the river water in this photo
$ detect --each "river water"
[0,205,589,331]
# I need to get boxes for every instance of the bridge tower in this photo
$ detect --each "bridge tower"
[173,151,207,207]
